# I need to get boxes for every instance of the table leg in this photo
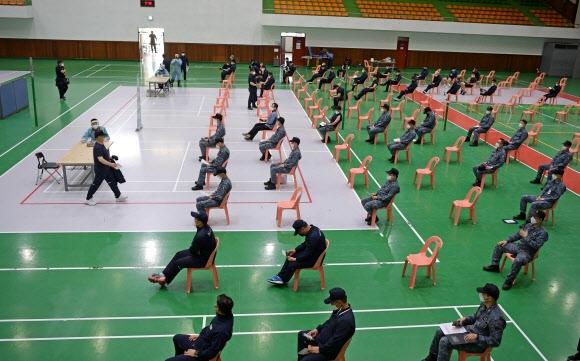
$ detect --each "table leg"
[62,166,69,192]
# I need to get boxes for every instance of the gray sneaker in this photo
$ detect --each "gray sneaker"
[85,199,96,206]
[116,196,128,202]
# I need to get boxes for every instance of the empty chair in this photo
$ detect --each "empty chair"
[450,347,493,361]
[525,122,543,146]
[348,155,372,188]
[357,107,374,130]
[500,249,540,282]
[390,99,406,120]
[276,187,303,227]
[403,108,420,129]
[35,152,63,185]
[206,192,231,225]
[380,92,393,108]
[443,136,466,164]
[292,75,305,92]
[296,83,309,100]
[303,89,319,108]
[347,98,362,119]
[334,134,354,162]
[414,157,440,190]
[449,186,482,226]
[554,104,572,124]
[185,237,220,293]
[308,98,323,118]
[401,235,443,289]
[467,95,484,113]
[293,239,329,291]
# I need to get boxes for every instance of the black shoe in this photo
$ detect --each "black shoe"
[259,156,265,161]
[388,156,395,162]
[61,96,67,100]
[365,138,373,143]
[529,178,541,184]
[414,140,421,144]
[483,265,500,273]
[421,354,437,361]
[502,280,513,290]
[252,105,257,109]
[247,107,253,110]
[191,184,203,191]
[198,156,204,162]
[365,215,372,222]
[265,184,276,190]
[465,136,471,142]
[513,213,526,220]
[264,180,273,185]
[469,142,478,147]
[380,83,386,86]
[422,90,427,94]
[567,353,580,361]
[472,182,481,186]
[366,216,378,225]
[266,152,272,159]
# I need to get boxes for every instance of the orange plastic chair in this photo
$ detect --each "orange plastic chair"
[505,147,521,164]
[420,94,433,109]
[480,167,500,190]
[276,187,303,227]
[205,192,231,225]
[468,95,484,113]
[394,141,412,164]
[443,136,466,164]
[370,194,396,227]
[450,347,493,361]
[525,122,543,146]
[500,249,540,282]
[217,88,230,108]
[401,235,443,289]
[449,186,482,225]
[304,89,319,108]
[569,138,580,164]
[328,338,352,361]
[542,199,559,226]
[403,108,420,129]
[491,102,501,122]
[380,92,394,108]
[420,119,438,145]
[256,97,270,117]
[262,119,279,141]
[414,156,440,189]
[265,138,284,162]
[292,75,305,92]
[293,239,329,291]
[390,99,406,120]
[554,104,572,123]
[296,84,309,100]
[347,70,359,85]
[185,237,220,293]
[347,99,362,119]
[521,107,537,123]
[348,155,372,188]
[263,84,275,101]
[433,101,449,119]
[205,159,229,190]
[357,107,374,130]
[312,106,328,128]
[334,134,354,162]
[446,91,459,103]
[485,71,495,86]
[308,98,323,118]
[276,166,297,190]
[523,81,538,97]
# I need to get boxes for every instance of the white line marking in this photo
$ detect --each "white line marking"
[498,304,548,361]
[86,64,110,78]
[71,64,100,77]
[174,141,190,192]
[197,96,205,116]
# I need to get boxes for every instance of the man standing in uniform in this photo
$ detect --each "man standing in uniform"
[192,138,229,191]
[248,68,258,110]
[259,117,286,161]
[513,169,566,221]
[483,210,548,290]
[296,288,356,361]
[503,120,528,152]
[420,283,506,361]
[414,107,437,144]
[530,140,573,183]
[465,106,495,147]
[243,102,279,141]
[365,103,391,143]
[55,60,68,101]
[149,31,157,53]
[166,295,234,361]
[162,54,171,74]
[387,120,416,162]
[199,114,226,161]
[265,137,301,190]
[195,167,232,214]
[330,84,345,108]
[179,51,189,81]
[472,139,507,187]
[267,219,326,285]
[148,212,216,287]
[84,131,127,206]
[361,168,400,225]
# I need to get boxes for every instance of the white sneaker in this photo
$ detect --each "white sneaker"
[85,199,97,206]
[116,196,128,202]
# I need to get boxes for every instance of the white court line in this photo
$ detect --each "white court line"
[498,304,548,361]
[0,82,112,161]
[197,96,205,116]
[86,64,110,78]
[202,316,207,329]
[173,141,190,192]
[71,64,100,77]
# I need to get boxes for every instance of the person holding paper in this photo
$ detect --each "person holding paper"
[387,119,416,162]
[192,138,229,191]
[421,283,506,361]
[166,294,234,361]
[365,103,391,143]
[318,106,343,143]
[267,219,326,285]
[361,168,400,225]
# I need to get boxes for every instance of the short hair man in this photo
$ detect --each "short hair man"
[421,283,506,361]
[195,166,232,213]
[503,120,528,151]
[423,70,442,94]
[540,81,561,101]
[267,219,326,285]
[192,138,229,191]
[296,288,356,361]
[283,61,297,83]
[413,107,437,144]
[199,114,226,161]
[483,210,548,290]
[167,294,234,361]
[472,139,507,187]
[318,67,336,90]
[259,117,286,161]
[530,140,573,183]
[514,168,566,222]
[383,69,401,92]
[148,212,216,287]
[415,66,429,81]
[465,106,495,147]
[442,68,458,87]
[220,60,236,81]
[480,79,497,97]
[84,130,127,206]
[307,62,328,83]
[350,67,368,91]
[460,72,478,95]
[330,84,345,108]
[243,103,279,141]
[394,76,418,100]
[81,118,110,143]
[444,77,461,98]
[353,76,379,100]
[265,137,301,190]
[55,60,68,101]
[387,120,416,163]
[259,72,275,98]
[365,103,391,143]
[361,168,400,225]
[318,107,342,144]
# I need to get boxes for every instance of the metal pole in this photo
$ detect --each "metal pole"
[341,66,347,130]
[443,102,449,131]
[136,74,143,131]
[29,57,39,127]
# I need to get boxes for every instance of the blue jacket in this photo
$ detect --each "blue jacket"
[82,126,110,142]
[479,114,495,130]
[294,225,326,264]
[506,223,548,256]
[212,177,232,203]
[263,110,278,129]
[376,179,400,203]
[550,150,572,169]
[315,307,356,360]
[193,313,234,361]
[509,128,528,148]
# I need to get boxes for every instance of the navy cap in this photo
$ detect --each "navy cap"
[292,219,308,236]
[190,212,209,224]
[386,168,399,177]
[324,287,347,304]
[533,209,546,220]
[476,283,500,300]
[213,113,223,121]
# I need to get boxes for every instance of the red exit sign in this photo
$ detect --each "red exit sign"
[141,0,155,7]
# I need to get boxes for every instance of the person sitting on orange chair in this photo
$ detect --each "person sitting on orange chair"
[361,168,400,225]
[540,81,561,102]
[472,139,507,187]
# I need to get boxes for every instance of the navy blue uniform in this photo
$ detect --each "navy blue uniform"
[55,64,68,99]
[332,86,344,107]
[85,142,121,201]
[396,80,418,99]
[284,64,297,83]
[424,75,442,93]
[535,149,572,180]
[169,313,233,361]
[384,73,402,92]
[277,225,326,282]
[542,84,561,100]
[248,73,258,108]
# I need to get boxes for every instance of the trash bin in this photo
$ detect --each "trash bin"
[273,58,280,67]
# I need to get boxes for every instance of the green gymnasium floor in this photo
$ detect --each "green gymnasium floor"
[0,58,578,361]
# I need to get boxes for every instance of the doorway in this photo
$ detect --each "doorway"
[396,37,409,70]
[138,27,165,77]
[280,32,306,66]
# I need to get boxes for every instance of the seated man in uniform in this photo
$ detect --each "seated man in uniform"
[394,76,418,100]
[267,219,326,285]
[503,120,528,152]
[513,169,566,221]
[465,106,495,147]
[192,138,229,191]
[195,166,232,213]
[442,68,458,87]
[350,67,368,91]
[259,72,275,98]
[387,120,416,163]
[81,118,110,143]
[318,67,336,90]
[296,288,356,361]
[423,70,442,94]
[540,81,561,102]
[361,168,400,225]
[353,76,378,100]
[318,106,342,143]
[530,140,572,183]
[336,61,349,79]
[483,210,548,290]
[460,72,478,95]
[443,77,461,98]
[199,114,226,161]
[265,137,301,190]
[283,61,297,83]
[365,103,391,143]
[421,283,506,361]
[259,117,286,161]
[220,60,236,81]
[472,139,507,187]
[167,294,234,361]
[243,102,279,141]
[330,84,345,108]
[414,107,437,144]
[147,212,216,287]
[415,66,429,81]
[479,79,497,98]
[383,69,401,92]
[306,62,328,83]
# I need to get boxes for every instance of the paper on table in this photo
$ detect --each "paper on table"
[439,322,467,335]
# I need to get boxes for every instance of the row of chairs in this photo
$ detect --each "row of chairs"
[0,0,25,5]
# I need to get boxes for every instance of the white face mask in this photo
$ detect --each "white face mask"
[519,123,524,128]
[562,146,568,151]
[335,111,340,114]
[495,142,500,147]
[382,109,387,113]
[530,217,538,225]
[270,107,275,111]
[486,111,491,115]
[92,125,99,130]
[551,174,558,180]
[479,293,485,303]
[388,175,394,181]
[331,305,339,311]
[181,53,185,56]
[406,125,411,129]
